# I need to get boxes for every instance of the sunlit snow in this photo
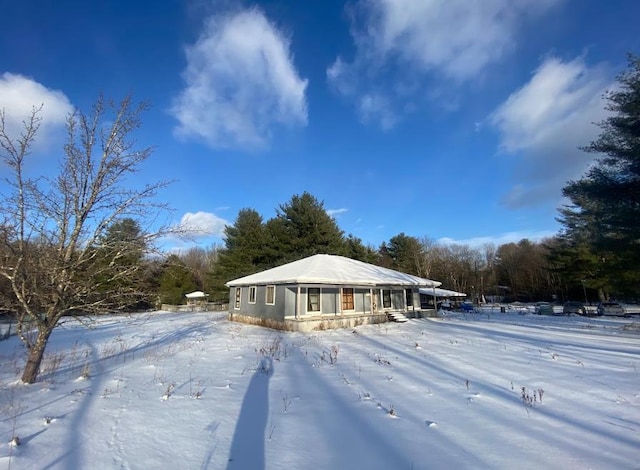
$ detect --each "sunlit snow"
[1,308,638,469]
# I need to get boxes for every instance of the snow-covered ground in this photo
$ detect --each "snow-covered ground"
[1,309,638,469]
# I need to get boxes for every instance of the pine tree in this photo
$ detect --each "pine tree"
[343,234,377,263]
[158,255,198,305]
[271,192,346,262]
[215,208,268,285]
[385,233,426,276]
[93,218,150,310]
[561,55,640,295]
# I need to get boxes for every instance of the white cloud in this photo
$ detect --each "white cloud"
[438,229,557,248]
[328,0,560,128]
[179,211,228,237]
[0,73,73,149]
[361,0,558,80]
[170,8,308,150]
[489,56,612,208]
[326,208,348,217]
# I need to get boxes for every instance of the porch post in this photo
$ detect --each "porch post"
[433,285,437,314]
[370,288,374,313]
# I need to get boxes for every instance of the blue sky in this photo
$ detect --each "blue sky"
[1,1,638,251]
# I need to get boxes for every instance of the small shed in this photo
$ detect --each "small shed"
[226,254,441,331]
[185,291,209,306]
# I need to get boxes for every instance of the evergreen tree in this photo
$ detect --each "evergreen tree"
[343,234,377,263]
[561,55,640,296]
[376,242,393,268]
[214,208,268,289]
[552,199,615,301]
[158,255,198,305]
[93,218,150,310]
[385,233,426,276]
[271,192,345,262]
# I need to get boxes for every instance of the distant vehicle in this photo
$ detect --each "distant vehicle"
[535,302,554,315]
[563,301,587,315]
[597,302,625,316]
[460,301,474,312]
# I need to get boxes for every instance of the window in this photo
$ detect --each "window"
[248,286,256,304]
[382,289,391,309]
[234,287,241,309]
[307,288,320,312]
[266,285,275,305]
[342,288,354,311]
[405,289,413,307]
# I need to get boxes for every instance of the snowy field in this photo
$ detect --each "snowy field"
[1,310,639,469]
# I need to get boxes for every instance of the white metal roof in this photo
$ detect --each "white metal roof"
[419,287,467,297]
[185,291,209,299]
[226,254,441,288]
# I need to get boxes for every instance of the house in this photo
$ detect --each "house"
[226,254,441,331]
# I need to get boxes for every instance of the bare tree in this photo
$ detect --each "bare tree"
[494,240,551,301]
[179,244,220,291]
[422,241,483,297]
[0,95,174,383]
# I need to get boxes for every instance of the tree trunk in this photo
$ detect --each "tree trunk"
[21,327,54,384]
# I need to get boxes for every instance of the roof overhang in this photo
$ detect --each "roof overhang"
[419,287,467,297]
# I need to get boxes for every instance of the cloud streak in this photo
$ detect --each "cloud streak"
[328,0,560,128]
[490,56,612,208]
[326,208,348,217]
[438,229,558,248]
[171,8,308,150]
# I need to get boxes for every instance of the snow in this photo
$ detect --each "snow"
[185,291,209,299]
[227,254,441,287]
[1,309,639,469]
[419,287,467,297]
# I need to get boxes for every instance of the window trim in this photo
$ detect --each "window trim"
[265,285,276,305]
[307,287,321,313]
[234,287,241,309]
[341,287,355,312]
[248,286,257,304]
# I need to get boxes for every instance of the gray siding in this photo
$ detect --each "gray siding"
[284,286,297,317]
[228,286,285,322]
[268,285,286,321]
[229,285,421,322]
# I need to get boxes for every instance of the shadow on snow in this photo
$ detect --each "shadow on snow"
[226,357,272,470]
